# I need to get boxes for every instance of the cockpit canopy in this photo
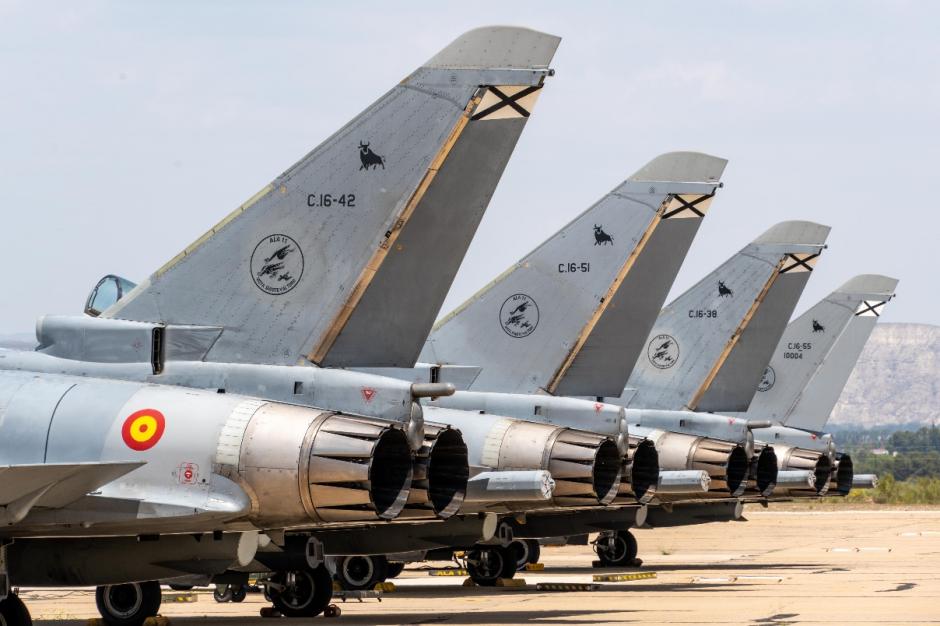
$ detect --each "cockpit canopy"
[84,275,137,317]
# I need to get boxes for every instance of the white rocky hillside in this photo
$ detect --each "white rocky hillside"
[829,323,940,428]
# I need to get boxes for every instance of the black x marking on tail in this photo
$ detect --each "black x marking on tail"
[856,301,883,316]
[780,252,820,273]
[471,85,542,121]
[663,193,714,219]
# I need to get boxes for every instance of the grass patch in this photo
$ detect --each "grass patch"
[846,474,940,505]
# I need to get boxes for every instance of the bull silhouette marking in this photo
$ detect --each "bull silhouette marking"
[593,225,613,245]
[718,281,733,298]
[359,142,385,170]
[812,319,825,332]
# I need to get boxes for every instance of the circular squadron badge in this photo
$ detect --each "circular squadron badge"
[250,234,304,295]
[647,334,679,369]
[500,294,539,338]
[757,366,776,392]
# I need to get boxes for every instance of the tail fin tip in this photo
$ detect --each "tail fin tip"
[629,151,728,183]
[754,220,831,246]
[836,274,899,297]
[426,26,561,70]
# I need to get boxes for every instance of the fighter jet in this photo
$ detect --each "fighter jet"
[412,219,830,566]
[743,275,899,493]
[0,26,565,625]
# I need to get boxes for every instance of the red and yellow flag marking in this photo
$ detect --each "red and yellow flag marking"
[121,408,166,451]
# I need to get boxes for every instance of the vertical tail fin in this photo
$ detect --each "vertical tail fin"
[422,152,727,394]
[748,275,898,431]
[623,221,830,411]
[104,27,560,367]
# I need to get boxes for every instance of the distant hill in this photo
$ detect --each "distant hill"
[830,323,940,429]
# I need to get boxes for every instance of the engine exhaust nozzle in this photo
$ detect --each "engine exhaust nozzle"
[400,423,470,519]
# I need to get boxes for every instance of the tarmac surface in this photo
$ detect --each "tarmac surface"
[22,507,940,625]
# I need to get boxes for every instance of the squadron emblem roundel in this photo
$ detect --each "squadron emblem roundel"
[500,294,539,338]
[250,234,304,295]
[757,366,776,392]
[647,334,679,369]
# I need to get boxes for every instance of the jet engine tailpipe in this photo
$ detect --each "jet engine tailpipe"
[748,446,779,497]
[647,430,749,496]
[829,453,854,496]
[773,445,832,496]
[222,404,414,524]
[400,423,470,519]
[615,437,660,504]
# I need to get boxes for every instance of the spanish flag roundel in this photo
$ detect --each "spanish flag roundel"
[121,408,166,451]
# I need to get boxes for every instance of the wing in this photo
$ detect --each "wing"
[0,461,144,525]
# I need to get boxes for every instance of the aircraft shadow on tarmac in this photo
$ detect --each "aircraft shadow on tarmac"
[35,610,635,626]
[622,561,827,572]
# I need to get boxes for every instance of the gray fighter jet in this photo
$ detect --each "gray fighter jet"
[744,275,899,492]
[0,26,565,625]
[412,218,830,566]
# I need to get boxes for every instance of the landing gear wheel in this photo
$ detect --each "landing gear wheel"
[231,585,248,603]
[466,545,515,586]
[0,593,32,626]
[95,581,161,626]
[509,539,541,571]
[336,555,389,590]
[268,565,333,618]
[385,561,405,579]
[213,585,233,603]
[596,530,638,567]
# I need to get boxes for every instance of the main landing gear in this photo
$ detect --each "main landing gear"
[0,593,32,626]
[465,545,516,586]
[594,529,639,567]
[266,565,333,618]
[213,583,248,603]
[334,554,389,591]
[95,581,161,626]
[508,539,541,572]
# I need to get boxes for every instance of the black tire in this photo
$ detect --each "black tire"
[596,530,638,567]
[509,539,541,571]
[336,555,389,591]
[466,545,515,586]
[231,585,248,603]
[213,585,233,603]
[385,561,406,579]
[95,581,161,626]
[268,565,333,618]
[0,593,33,626]
[168,584,193,592]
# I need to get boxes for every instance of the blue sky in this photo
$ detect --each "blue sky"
[1,1,936,332]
